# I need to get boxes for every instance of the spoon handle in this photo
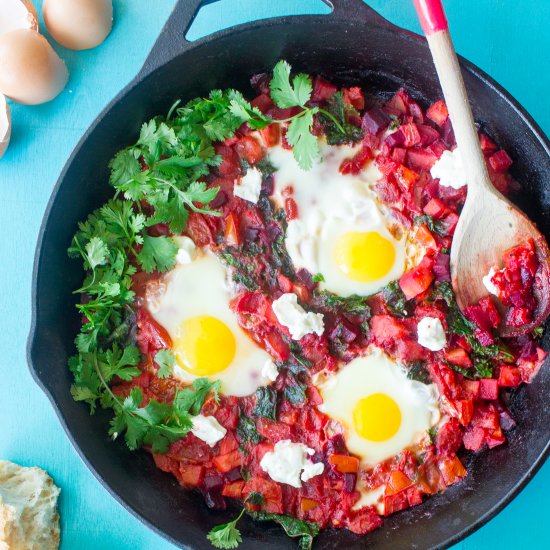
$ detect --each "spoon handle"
[413,0,492,195]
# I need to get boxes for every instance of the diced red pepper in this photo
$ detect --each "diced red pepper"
[259,123,280,147]
[437,456,467,485]
[385,470,413,496]
[224,212,240,246]
[479,132,498,154]
[415,224,437,250]
[444,347,473,368]
[284,197,299,220]
[453,399,474,426]
[329,454,360,474]
[213,450,242,473]
[300,497,319,512]
[222,480,245,499]
[178,464,205,487]
[235,135,265,164]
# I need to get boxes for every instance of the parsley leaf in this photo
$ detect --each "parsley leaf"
[154,349,176,379]
[270,60,312,108]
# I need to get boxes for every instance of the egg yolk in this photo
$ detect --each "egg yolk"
[353,393,402,442]
[334,231,396,282]
[174,316,236,376]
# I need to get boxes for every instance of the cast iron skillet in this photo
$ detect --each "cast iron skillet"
[28,0,550,548]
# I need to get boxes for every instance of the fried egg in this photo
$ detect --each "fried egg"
[269,143,410,296]
[318,349,440,467]
[146,250,274,397]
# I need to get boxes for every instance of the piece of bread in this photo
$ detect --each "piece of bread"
[0,460,60,550]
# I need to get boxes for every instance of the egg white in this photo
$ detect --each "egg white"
[146,251,274,397]
[318,349,440,467]
[268,142,410,296]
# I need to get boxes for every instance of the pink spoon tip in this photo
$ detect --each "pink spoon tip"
[413,0,449,35]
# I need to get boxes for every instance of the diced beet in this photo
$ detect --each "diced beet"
[440,212,459,236]
[399,267,434,300]
[441,118,456,147]
[203,472,224,491]
[488,149,513,172]
[499,407,517,431]
[343,86,365,110]
[344,473,357,493]
[384,128,405,148]
[417,124,440,146]
[203,490,227,510]
[479,132,498,154]
[325,434,347,455]
[408,100,425,123]
[426,100,449,127]
[423,198,449,219]
[433,253,451,282]
[479,378,499,400]
[209,190,228,209]
[224,467,243,483]
[407,148,438,172]
[400,123,422,147]
[250,72,271,94]
[362,107,391,135]
[312,76,337,101]
[391,147,407,164]
[463,426,487,451]
[498,366,522,387]
[250,92,274,113]
[427,139,448,159]
[435,418,463,454]
[385,90,408,115]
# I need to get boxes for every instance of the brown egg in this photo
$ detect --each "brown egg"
[43,0,113,51]
[0,0,39,36]
[0,94,11,159]
[0,29,69,105]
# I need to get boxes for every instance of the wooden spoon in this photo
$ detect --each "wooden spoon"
[413,0,550,337]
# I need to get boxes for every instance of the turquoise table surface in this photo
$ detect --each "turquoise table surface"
[1,1,548,548]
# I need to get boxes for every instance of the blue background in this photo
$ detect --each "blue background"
[1,1,548,548]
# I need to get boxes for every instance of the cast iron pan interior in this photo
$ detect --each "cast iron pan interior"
[28,0,550,548]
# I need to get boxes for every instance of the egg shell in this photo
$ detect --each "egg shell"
[0,29,68,105]
[0,0,39,36]
[0,94,11,159]
[43,0,113,51]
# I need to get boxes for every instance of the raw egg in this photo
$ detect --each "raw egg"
[0,29,68,105]
[43,0,113,51]
[318,349,440,466]
[146,250,275,397]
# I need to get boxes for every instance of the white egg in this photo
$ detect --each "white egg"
[0,29,68,105]
[0,94,11,159]
[318,349,440,467]
[43,0,113,51]
[268,142,409,296]
[146,250,274,397]
[0,0,39,36]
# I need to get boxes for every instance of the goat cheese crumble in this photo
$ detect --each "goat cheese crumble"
[417,317,447,351]
[233,167,262,203]
[260,439,324,488]
[272,293,324,340]
[191,415,227,447]
[430,148,467,189]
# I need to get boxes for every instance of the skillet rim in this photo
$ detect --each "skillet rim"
[27,9,550,550]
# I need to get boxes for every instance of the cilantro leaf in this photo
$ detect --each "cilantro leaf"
[108,149,141,187]
[154,349,176,379]
[174,378,221,417]
[286,110,320,171]
[137,235,178,273]
[270,60,312,108]
[85,237,108,270]
[207,509,244,549]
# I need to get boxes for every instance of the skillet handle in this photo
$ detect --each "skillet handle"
[138,0,203,80]
[138,0,395,80]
